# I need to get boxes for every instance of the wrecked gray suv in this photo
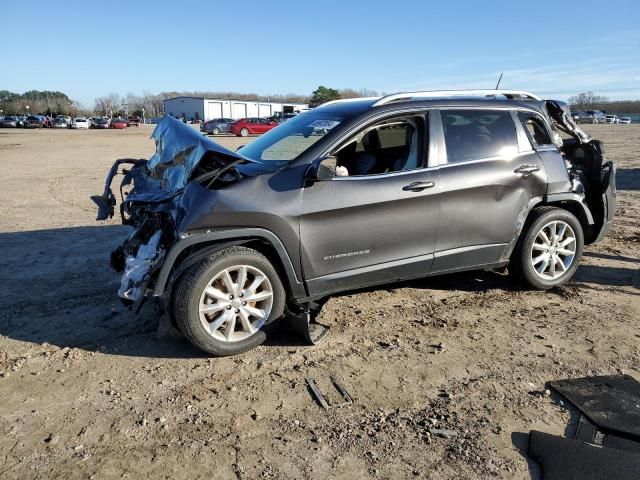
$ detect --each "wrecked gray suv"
[93,89,615,356]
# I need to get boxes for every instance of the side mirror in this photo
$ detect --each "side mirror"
[316,156,338,180]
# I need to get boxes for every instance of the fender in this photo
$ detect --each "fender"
[152,228,307,299]
[545,192,595,225]
[500,193,595,262]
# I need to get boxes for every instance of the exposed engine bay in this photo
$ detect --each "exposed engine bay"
[91,116,261,309]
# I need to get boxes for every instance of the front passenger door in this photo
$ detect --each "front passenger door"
[300,113,440,296]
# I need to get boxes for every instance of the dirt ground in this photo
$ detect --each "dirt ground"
[0,124,638,480]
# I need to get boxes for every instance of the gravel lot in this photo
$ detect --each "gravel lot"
[0,124,638,479]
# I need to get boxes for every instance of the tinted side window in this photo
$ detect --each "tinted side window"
[333,116,425,176]
[518,112,553,146]
[441,110,518,163]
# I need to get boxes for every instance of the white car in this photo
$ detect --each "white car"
[619,117,631,124]
[605,115,618,124]
[72,118,90,129]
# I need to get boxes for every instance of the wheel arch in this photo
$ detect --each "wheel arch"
[503,194,595,261]
[153,228,306,301]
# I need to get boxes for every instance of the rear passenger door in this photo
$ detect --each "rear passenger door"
[432,108,547,272]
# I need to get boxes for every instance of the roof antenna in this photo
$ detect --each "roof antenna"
[495,72,503,89]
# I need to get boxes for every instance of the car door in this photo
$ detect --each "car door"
[258,118,272,134]
[300,112,441,297]
[432,108,548,272]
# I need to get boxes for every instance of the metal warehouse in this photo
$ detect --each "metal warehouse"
[163,96,309,121]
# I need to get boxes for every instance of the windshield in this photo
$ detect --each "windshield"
[239,112,343,164]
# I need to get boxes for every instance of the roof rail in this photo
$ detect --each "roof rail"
[372,89,541,107]
[316,97,380,108]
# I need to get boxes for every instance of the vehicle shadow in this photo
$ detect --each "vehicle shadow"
[584,251,640,264]
[616,167,640,191]
[573,264,640,289]
[1,225,636,359]
[0,225,206,359]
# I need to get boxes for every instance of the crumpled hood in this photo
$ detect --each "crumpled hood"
[92,116,258,221]
[146,115,256,193]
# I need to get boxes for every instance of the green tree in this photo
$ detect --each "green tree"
[309,86,341,106]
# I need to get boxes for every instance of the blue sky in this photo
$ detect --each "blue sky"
[2,0,639,106]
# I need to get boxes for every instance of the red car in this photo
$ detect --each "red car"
[110,118,128,129]
[229,117,277,137]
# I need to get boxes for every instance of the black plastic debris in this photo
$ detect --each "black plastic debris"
[306,376,353,409]
[549,374,640,438]
[285,303,329,345]
[529,430,640,480]
[528,374,640,479]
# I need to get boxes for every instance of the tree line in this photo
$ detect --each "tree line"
[567,91,640,114]
[3,87,638,117]
[0,90,78,116]
[0,86,381,118]
[93,87,382,117]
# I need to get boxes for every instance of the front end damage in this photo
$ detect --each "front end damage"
[91,116,256,311]
[545,101,616,243]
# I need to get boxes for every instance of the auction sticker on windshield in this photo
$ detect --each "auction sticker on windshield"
[307,120,340,130]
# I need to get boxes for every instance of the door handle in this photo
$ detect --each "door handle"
[402,181,435,192]
[514,164,540,176]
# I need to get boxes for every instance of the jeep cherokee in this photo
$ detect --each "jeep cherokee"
[92,89,616,356]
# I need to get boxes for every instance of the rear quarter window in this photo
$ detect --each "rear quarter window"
[441,109,518,163]
[518,111,554,147]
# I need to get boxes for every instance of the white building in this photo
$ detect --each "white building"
[163,96,308,121]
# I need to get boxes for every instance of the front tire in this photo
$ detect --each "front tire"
[172,246,285,356]
[511,207,584,289]
[211,127,220,135]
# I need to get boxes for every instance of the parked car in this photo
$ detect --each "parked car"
[280,113,298,122]
[55,115,71,126]
[1,115,18,127]
[110,118,128,129]
[584,110,606,124]
[93,117,110,129]
[71,118,90,129]
[604,115,619,124]
[25,115,45,128]
[127,116,141,127]
[53,117,69,128]
[572,111,588,123]
[92,90,616,356]
[200,118,235,135]
[15,115,27,127]
[229,117,278,137]
[619,117,632,124]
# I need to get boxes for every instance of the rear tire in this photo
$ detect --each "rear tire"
[511,207,584,290]
[240,128,249,137]
[172,246,285,356]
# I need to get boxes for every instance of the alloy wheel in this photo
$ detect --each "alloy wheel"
[530,220,577,280]
[198,265,273,342]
